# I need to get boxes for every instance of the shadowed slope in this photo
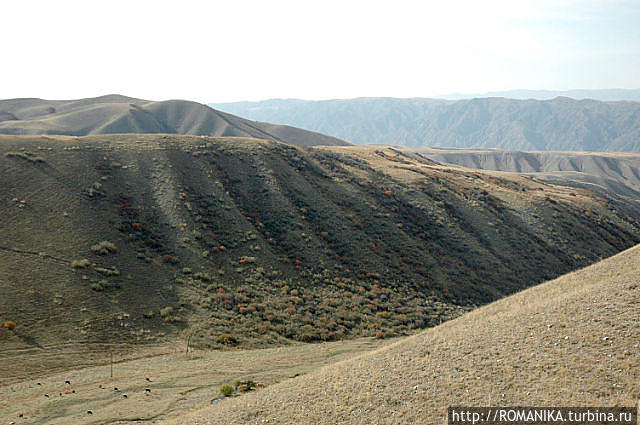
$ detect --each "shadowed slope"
[2,135,640,372]
[166,244,640,425]
[0,95,348,146]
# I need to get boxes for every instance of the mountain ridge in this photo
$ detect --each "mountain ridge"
[211,96,640,151]
[0,95,349,147]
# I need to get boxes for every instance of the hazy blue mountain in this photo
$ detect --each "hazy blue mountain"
[211,97,640,152]
[436,89,640,101]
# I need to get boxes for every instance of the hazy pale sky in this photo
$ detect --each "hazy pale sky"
[2,0,639,103]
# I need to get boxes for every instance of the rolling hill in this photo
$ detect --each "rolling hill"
[165,243,640,425]
[211,96,640,151]
[0,95,348,147]
[415,148,640,199]
[2,134,640,360]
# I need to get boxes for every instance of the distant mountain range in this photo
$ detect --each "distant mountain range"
[414,148,640,200]
[0,95,348,146]
[211,96,640,152]
[435,88,640,101]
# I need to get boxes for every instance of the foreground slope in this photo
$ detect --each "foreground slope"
[212,96,640,151]
[2,135,640,357]
[168,244,640,425]
[0,95,348,146]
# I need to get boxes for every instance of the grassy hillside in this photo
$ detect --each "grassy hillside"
[168,243,640,425]
[212,97,640,151]
[2,135,640,355]
[0,95,348,147]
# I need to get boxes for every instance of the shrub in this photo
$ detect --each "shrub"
[161,255,178,264]
[94,266,120,276]
[216,333,237,345]
[159,306,174,318]
[234,380,257,392]
[219,384,234,397]
[71,259,90,269]
[91,241,117,255]
[90,282,104,292]
[4,151,45,163]
[3,321,16,331]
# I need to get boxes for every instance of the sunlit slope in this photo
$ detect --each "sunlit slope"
[167,244,640,425]
[417,148,640,199]
[0,95,348,146]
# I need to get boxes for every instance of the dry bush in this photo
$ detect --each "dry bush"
[3,321,17,331]
[217,333,238,345]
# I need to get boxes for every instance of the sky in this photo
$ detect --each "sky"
[2,0,639,103]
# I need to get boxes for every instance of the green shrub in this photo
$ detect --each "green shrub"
[90,282,104,292]
[219,384,234,397]
[160,306,173,318]
[94,266,120,276]
[91,241,118,255]
[71,259,90,269]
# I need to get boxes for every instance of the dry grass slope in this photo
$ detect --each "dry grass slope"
[168,244,640,425]
[0,338,392,425]
[416,148,640,199]
[0,95,349,147]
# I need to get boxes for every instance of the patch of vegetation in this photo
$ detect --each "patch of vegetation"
[90,279,121,291]
[91,241,118,255]
[219,383,234,397]
[3,321,16,331]
[90,282,104,292]
[71,259,90,269]
[93,266,120,276]
[4,151,45,163]
[216,333,238,345]
[233,380,259,392]
[160,306,180,322]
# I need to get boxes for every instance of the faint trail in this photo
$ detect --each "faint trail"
[0,245,70,264]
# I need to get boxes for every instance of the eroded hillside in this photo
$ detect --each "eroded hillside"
[1,135,640,352]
